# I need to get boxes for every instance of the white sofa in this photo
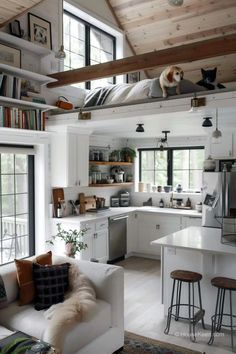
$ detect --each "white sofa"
[0,255,124,354]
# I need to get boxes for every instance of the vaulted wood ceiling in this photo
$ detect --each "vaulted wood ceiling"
[108,0,236,83]
[0,0,43,28]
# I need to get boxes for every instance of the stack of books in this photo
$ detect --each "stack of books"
[0,106,46,131]
[21,91,46,104]
[0,73,21,99]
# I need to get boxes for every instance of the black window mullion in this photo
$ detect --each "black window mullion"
[28,155,35,256]
[168,149,172,186]
[85,24,90,90]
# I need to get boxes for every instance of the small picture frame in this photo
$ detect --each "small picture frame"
[0,43,21,68]
[126,71,140,84]
[28,13,52,50]
[9,20,22,38]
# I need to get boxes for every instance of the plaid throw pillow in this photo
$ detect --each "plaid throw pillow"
[33,263,70,311]
[0,275,8,309]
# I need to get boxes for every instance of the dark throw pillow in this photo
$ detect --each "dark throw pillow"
[15,251,52,306]
[33,262,70,311]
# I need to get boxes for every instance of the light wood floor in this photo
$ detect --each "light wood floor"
[117,256,233,354]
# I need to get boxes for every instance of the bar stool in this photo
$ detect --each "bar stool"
[208,277,236,351]
[164,269,205,342]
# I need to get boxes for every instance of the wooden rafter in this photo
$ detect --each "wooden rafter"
[47,33,236,88]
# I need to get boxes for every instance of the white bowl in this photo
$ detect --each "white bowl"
[107,179,114,184]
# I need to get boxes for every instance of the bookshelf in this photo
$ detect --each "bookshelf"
[0,31,52,57]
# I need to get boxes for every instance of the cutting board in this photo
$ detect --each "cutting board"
[52,188,64,217]
[79,193,96,214]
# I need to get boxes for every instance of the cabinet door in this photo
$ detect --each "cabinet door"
[67,133,78,187]
[76,134,89,187]
[80,233,93,261]
[50,133,69,187]
[93,229,108,263]
[127,212,138,253]
[137,212,181,255]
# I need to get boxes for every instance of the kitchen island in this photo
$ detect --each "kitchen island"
[151,226,236,324]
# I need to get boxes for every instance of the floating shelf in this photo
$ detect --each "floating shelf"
[0,96,57,111]
[89,161,133,166]
[0,31,52,56]
[89,182,133,187]
[0,63,57,85]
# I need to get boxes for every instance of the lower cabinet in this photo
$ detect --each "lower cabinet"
[136,212,181,256]
[181,216,202,228]
[80,219,108,263]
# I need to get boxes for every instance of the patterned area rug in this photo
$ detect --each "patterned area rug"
[119,332,204,354]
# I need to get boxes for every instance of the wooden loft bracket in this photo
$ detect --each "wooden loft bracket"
[47,34,236,89]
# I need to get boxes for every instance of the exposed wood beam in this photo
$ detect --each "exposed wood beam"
[47,33,236,88]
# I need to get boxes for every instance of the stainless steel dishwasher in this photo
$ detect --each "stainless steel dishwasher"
[108,214,128,263]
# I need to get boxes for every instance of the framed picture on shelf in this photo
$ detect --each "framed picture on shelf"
[28,13,52,50]
[126,71,140,84]
[9,20,22,38]
[0,43,21,68]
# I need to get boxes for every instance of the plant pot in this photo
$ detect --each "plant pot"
[64,243,75,258]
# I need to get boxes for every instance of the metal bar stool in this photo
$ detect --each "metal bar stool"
[208,277,236,352]
[164,269,205,342]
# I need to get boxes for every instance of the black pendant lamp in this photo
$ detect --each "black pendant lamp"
[202,117,213,127]
[136,124,145,133]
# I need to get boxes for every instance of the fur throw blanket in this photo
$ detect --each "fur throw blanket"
[43,260,96,350]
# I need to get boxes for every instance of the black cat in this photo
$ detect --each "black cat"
[196,68,225,90]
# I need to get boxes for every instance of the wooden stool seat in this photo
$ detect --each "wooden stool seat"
[211,277,236,290]
[171,270,202,283]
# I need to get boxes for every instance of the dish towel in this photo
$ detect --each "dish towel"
[0,275,8,308]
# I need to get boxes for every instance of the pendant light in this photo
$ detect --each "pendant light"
[55,0,66,60]
[202,117,213,127]
[136,124,145,133]
[158,131,170,150]
[212,109,222,144]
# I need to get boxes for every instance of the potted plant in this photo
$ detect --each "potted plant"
[121,147,137,163]
[47,223,88,258]
[109,150,121,162]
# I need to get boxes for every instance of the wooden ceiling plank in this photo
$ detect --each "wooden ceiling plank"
[120,0,236,30]
[47,34,236,88]
[0,0,44,28]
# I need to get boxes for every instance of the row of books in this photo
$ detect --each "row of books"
[0,73,21,99]
[0,106,46,131]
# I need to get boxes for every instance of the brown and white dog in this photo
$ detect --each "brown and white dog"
[159,66,184,98]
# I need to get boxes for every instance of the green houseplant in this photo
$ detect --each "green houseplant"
[47,223,88,257]
[121,147,137,162]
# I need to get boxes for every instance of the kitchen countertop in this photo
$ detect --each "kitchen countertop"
[151,226,236,255]
[52,206,202,224]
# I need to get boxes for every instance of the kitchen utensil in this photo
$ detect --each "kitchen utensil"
[138,182,145,192]
[157,186,162,192]
[164,186,172,193]
[107,178,114,184]
[152,185,157,192]
[146,183,151,193]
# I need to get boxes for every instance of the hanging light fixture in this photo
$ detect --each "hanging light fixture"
[136,124,145,133]
[212,109,222,144]
[202,117,213,127]
[158,131,170,150]
[55,0,66,60]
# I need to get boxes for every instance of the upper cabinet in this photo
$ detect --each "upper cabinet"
[50,131,89,187]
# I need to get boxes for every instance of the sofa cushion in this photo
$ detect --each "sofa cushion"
[0,299,111,354]
[33,262,70,310]
[15,251,52,306]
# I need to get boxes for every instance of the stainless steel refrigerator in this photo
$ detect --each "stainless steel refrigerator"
[202,171,236,243]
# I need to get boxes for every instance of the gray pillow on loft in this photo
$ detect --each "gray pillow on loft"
[149,78,205,98]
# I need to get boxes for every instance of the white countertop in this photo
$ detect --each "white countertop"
[52,206,202,224]
[151,226,236,255]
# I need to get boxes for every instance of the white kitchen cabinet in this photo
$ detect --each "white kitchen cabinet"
[181,216,202,229]
[127,211,138,253]
[50,131,89,187]
[80,219,108,263]
[136,212,181,256]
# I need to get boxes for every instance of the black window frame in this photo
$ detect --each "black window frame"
[139,146,204,190]
[0,145,35,265]
[64,10,116,89]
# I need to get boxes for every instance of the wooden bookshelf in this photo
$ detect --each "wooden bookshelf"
[89,161,133,166]
[89,182,133,187]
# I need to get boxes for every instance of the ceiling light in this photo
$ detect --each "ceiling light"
[202,117,213,127]
[55,0,66,60]
[168,0,184,6]
[158,131,170,150]
[212,109,222,144]
[136,124,144,133]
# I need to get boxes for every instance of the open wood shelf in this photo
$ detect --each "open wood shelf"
[89,182,133,187]
[0,96,57,111]
[89,161,133,166]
